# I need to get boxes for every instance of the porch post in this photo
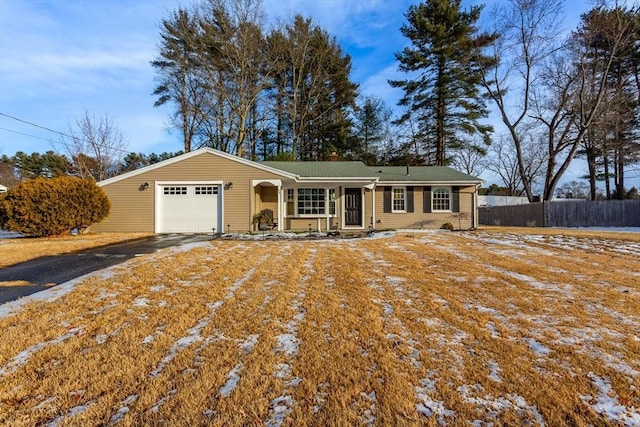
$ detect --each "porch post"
[372,185,376,230]
[277,185,282,231]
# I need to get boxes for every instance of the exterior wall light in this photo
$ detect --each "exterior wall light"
[139,182,149,191]
[224,182,233,190]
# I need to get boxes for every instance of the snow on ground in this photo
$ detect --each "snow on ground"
[1,229,639,425]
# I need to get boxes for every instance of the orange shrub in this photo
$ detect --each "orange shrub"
[0,176,110,236]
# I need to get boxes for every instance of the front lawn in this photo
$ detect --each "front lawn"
[0,230,638,425]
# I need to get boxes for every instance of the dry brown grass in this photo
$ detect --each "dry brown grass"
[0,230,638,426]
[0,233,151,268]
[479,225,640,242]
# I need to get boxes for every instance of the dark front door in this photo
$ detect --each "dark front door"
[344,188,362,226]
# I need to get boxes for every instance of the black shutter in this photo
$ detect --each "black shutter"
[452,186,460,212]
[406,186,414,212]
[383,187,391,213]
[423,186,432,213]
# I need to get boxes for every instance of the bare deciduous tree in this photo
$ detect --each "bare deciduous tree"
[60,111,127,181]
[450,138,486,177]
[484,135,546,196]
[479,0,565,201]
[481,0,639,200]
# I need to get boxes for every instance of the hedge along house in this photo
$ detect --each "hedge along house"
[91,148,482,234]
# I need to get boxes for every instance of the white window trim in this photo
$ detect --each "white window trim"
[432,186,452,212]
[285,187,338,218]
[391,186,406,213]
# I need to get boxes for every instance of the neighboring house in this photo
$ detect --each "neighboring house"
[0,184,6,194]
[92,148,482,234]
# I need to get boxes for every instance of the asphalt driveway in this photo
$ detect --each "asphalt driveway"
[0,234,212,304]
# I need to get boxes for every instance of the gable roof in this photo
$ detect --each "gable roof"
[262,161,378,180]
[97,147,481,187]
[371,166,482,185]
[98,147,296,186]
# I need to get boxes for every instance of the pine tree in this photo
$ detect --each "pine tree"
[390,0,495,166]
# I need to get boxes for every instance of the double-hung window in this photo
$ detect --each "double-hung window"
[432,187,451,211]
[286,188,337,216]
[297,188,326,215]
[392,187,406,212]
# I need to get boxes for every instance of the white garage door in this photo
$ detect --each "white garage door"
[159,184,221,233]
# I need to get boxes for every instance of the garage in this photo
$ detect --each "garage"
[156,183,222,233]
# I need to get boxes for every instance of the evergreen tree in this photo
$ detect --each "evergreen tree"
[152,8,205,153]
[352,96,392,165]
[265,15,358,161]
[390,0,495,166]
[13,151,70,180]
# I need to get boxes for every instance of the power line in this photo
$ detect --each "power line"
[0,112,133,155]
[0,127,56,143]
[0,112,79,142]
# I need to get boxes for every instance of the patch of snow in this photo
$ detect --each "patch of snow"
[45,401,95,427]
[0,230,23,239]
[266,395,294,427]
[487,360,502,382]
[0,264,122,319]
[240,334,259,353]
[274,334,299,357]
[0,327,84,377]
[109,395,138,425]
[149,389,176,413]
[415,378,455,424]
[485,322,500,338]
[382,302,393,316]
[149,302,222,377]
[150,285,166,292]
[275,363,291,379]
[219,363,243,397]
[386,276,405,285]
[465,303,498,314]
[459,384,545,425]
[581,373,640,426]
[142,326,165,344]
[526,338,551,356]
[359,391,378,426]
[313,382,330,413]
[109,406,129,425]
[133,298,149,307]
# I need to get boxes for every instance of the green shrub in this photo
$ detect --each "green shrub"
[0,176,110,237]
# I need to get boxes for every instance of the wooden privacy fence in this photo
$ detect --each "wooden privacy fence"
[479,200,640,227]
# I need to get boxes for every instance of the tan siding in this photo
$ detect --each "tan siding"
[259,186,278,212]
[93,152,284,233]
[375,185,476,230]
[364,187,374,229]
[286,217,331,231]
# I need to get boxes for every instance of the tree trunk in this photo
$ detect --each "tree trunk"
[436,61,446,166]
[604,153,611,199]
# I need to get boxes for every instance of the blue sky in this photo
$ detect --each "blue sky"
[1,0,635,188]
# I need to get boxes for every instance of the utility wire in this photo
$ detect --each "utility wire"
[0,112,133,155]
[0,112,79,142]
[0,127,56,143]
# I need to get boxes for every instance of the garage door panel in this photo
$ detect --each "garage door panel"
[159,184,220,233]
